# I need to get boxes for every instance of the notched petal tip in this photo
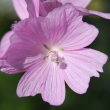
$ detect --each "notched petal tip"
[42,96,65,106]
[97,52,108,73]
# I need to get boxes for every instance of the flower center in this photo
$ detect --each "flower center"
[44,45,67,69]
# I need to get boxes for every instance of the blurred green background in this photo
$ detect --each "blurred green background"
[0,0,110,110]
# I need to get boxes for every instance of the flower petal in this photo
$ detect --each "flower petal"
[13,4,69,46]
[63,48,108,94]
[12,0,48,19]
[0,31,24,74]
[42,0,62,14]
[0,31,13,56]
[39,4,98,49]
[39,7,67,45]
[13,4,80,47]
[76,6,110,19]
[13,18,47,53]
[17,60,65,105]
[39,1,48,16]
[0,59,23,74]
[57,16,99,50]
[12,0,29,19]
[3,32,44,71]
[58,0,91,8]
[37,3,79,46]
[25,0,39,17]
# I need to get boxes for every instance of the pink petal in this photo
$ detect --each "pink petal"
[12,0,29,19]
[0,31,13,56]
[57,16,99,50]
[42,0,62,14]
[37,3,79,45]
[0,60,23,74]
[0,31,25,74]
[39,7,67,45]
[13,4,80,47]
[0,53,43,74]
[63,48,108,94]
[13,18,47,52]
[12,0,47,19]
[39,1,48,16]
[25,0,39,18]
[3,33,44,71]
[45,3,79,25]
[17,60,65,105]
[41,0,47,1]
[76,6,110,19]
[13,4,69,46]
[58,0,91,8]
[65,48,108,74]
[38,4,98,49]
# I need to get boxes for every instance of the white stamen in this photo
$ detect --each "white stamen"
[45,50,67,69]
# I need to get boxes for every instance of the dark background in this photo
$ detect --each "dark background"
[0,0,110,110]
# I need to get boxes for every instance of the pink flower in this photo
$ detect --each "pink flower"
[1,0,110,75]
[1,0,110,58]
[1,3,108,105]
